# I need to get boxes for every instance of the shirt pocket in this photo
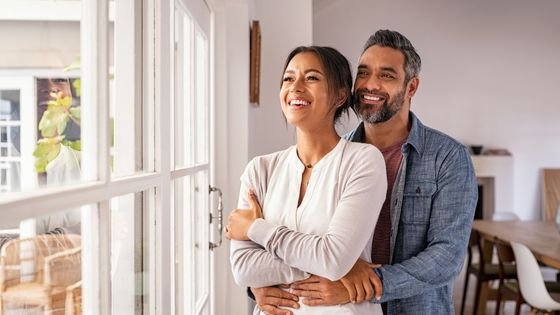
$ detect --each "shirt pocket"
[401,181,436,224]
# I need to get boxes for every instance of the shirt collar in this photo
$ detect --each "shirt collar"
[349,111,425,156]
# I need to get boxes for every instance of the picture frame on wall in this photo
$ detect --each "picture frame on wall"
[249,20,261,105]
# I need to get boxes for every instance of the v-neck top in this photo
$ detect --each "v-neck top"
[230,138,387,315]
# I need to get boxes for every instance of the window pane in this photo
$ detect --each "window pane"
[0,161,20,193]
[0,208,83,314]
[174,9,194,168]
[174,10,209,169]
[0,2,85,195]
[175,171,209,314]
[194,31,208,165]
[111,0,146,178]
[0,126,21,157]
[0,88,22,193]
[0,89,20,120]
[111,191,147,314]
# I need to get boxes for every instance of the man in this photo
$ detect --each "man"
[250,29,477,315]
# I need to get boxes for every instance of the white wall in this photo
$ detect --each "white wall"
[212,1,253,314]
[215,1,312,314]
[0,21,79,68]
[313,0,560,219]
[248,1,313,157]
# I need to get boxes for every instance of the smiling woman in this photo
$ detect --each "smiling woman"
[228,45,387,315]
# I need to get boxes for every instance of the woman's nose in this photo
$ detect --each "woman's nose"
[290,78,304,93]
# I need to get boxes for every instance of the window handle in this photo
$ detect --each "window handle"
[209,185,223,250]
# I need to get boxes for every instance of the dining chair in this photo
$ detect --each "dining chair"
[461,230,517,315]
[510,241,560,314]
[0,234,82,315]
[495,239,560,315]
[494,238,524,315]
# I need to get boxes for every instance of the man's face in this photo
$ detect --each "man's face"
[354,45,410,124]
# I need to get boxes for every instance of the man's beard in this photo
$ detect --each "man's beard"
[354,87,406,124]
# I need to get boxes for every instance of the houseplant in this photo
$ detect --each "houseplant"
[33,69,81,176]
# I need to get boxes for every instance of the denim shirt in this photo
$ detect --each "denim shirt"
[345,112,478,314]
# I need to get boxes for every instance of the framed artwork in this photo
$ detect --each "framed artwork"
[249,20,261,104]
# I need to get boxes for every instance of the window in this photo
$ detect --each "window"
[0,1,152,314]
[0,0,217,314]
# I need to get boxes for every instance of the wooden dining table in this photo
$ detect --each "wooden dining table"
[470,220,560,314]
[472,220,560,269]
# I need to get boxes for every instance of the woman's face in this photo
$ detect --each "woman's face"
[280,52,335,129]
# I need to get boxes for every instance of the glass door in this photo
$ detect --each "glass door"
[173,1,216,314]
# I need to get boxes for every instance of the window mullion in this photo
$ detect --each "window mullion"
[154,0,174,314]
[99,200,113,315]
[82,0,111,313]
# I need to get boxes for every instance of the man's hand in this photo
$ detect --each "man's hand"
[340,259,382,303]
[251,286,299,315]
[290,275,350,306]
[225,191,263,240]
[290,259,383,306]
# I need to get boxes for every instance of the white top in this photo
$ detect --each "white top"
[230,138,387,315]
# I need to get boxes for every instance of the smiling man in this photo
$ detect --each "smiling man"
[251,29,478,315]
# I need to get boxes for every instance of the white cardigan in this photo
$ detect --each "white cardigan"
[230,138,387,315]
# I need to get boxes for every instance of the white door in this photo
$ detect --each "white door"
[173,1,219,315]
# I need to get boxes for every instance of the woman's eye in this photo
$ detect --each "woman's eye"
[306,75,319,81]
[282,76,293,82]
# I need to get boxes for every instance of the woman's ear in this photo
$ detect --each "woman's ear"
[335,89,348,107]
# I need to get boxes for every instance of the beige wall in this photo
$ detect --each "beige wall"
[313,0,560,219]
[248,1,313,158]
[0,21,79,68]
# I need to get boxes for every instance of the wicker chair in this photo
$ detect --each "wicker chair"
[0,234,81,315]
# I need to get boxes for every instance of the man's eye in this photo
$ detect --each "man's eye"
[380,73,395,79]
[357,71,368,77]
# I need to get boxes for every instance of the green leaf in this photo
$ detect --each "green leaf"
[62,139,81,151]
[39,106,70,137]
[72,79,81,97]
[33,139,62,173]
[54,95,73,109]
[69,106,81,123]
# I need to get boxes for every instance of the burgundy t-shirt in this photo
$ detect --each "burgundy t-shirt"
[371,139,405,265]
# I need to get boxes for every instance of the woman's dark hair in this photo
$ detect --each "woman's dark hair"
[281,46,353,123]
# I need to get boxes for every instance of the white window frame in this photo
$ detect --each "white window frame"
[0,1,170,315]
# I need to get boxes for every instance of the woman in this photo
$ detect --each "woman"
[226,46,387,315]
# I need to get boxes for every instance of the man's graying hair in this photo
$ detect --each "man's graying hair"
[362,29,421,83]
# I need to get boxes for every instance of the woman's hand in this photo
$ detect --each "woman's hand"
[225,191,263,240]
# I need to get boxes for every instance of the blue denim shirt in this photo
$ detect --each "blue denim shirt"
[345,112,477,314]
